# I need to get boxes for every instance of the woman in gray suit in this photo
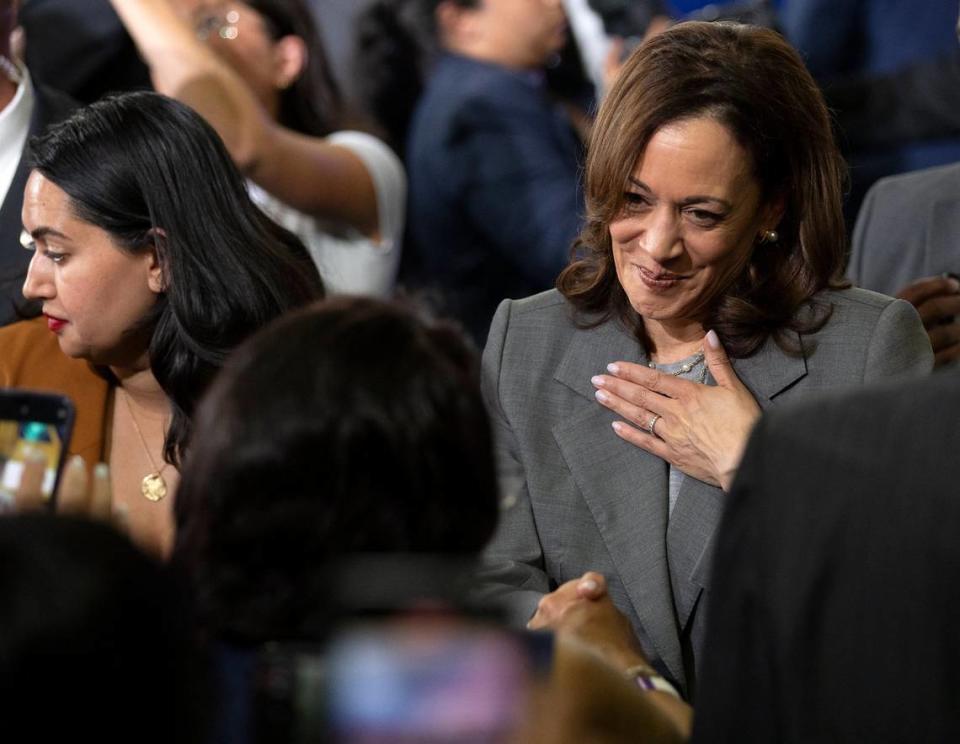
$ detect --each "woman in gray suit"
[479,21,933,701]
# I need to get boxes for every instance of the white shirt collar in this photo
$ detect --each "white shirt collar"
[0,59,35,208]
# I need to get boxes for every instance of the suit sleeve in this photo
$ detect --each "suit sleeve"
[691,417,781,742]
[459,96,583,288]
[864,298,933,380]
[473,299,552,626]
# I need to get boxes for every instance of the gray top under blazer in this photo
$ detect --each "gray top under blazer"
[478,287,933,697]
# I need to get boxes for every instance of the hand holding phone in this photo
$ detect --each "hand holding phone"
[0,390,75,512]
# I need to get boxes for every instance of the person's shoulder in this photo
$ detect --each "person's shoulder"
[324,130,405,206]
[486,290,576,354]
[496,289,573,329]
[809,286,924,341]
[0,315,52,353]
[428,55,542,119]
[0,317,103,392]
[434,54,527,92]
[326,130,399,163]
[795,287,932,378]
[508,288,569,314]
[0,317,63,384]
[817,285,900,312]
[866,161,960,206]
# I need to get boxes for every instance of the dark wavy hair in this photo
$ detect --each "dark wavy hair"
[557,21,849,358]
[27,91,325,466]
[173,297,498,644]
[246,0,344,135]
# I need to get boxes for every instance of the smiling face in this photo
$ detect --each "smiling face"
[609,117,779,333]
[20,172,163,367]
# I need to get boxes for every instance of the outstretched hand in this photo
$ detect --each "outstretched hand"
[527,572,694,740]
[591,330,760,491]
[528,571,651,672]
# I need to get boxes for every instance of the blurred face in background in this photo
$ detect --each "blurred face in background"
[445,0,568,69]
[179,0,305,118]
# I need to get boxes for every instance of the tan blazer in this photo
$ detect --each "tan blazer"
[0,317,110,465]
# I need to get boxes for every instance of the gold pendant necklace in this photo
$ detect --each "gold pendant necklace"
[120,388,170,502]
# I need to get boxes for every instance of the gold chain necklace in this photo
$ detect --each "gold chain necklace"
[119,388,170,502]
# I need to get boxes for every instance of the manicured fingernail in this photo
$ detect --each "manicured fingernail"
[595,389,609,403]
[706,329,720,349]
[591,375,605,387]
[949,277,960,292]
[606,363,620,374]
[27,448,46,464]
[612,421,624,434]
[67,455,85,471]
[580,578,598,592]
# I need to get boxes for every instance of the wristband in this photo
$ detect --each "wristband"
[624,664,681,699]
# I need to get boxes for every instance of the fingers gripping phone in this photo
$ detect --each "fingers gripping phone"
[0,390,76,511]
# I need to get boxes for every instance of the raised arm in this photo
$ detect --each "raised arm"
[108,0,384,238]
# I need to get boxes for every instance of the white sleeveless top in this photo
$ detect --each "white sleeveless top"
[248,130,406,297]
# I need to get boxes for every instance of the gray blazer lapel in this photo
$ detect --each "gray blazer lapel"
[551,318,686,685]
[926,199,960,276]
[668,333,808,632]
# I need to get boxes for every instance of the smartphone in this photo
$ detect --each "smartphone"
[0,390,75,511]
[243,617,552,744]
[323,618,542,743]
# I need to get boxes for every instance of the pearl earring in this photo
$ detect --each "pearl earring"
[759,229,779,244]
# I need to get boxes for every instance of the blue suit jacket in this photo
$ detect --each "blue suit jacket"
[405,54,584,342]
[0,82,76,327]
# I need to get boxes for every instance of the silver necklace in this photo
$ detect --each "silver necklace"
[648,349,707,383]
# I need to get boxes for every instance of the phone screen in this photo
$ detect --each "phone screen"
[0,392,74,510]
[245,616,549,744]
[323,619,534,742]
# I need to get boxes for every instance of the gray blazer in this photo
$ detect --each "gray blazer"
[850,161,960,294]
[479,287,933,696]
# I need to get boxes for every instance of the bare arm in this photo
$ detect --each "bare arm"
[529,571,693,739]
[109,0,382,237]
